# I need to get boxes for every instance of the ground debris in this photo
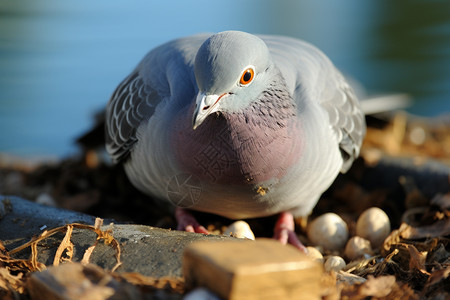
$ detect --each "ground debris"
[340,275,418,300]
[27,262,185,300]
[0,239,45,298]
[8,218,122,272]
[1,219,186,299]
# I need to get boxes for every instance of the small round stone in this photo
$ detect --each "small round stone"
[345,236,372,260]
[223,221,255,240]
[324,256,346,272]
[356,207,391,248]
[184,288,221,300]
[36,193,57,207]
[307,213,349,251]
[305,246,324,264]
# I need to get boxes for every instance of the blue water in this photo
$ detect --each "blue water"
[1,0,449,158]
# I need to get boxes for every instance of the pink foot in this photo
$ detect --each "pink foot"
[175,207,210,234]
[273,212,307,252]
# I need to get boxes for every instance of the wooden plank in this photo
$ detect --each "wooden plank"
[183,238,323,300]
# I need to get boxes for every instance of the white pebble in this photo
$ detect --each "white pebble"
[409,126,426,145]
[356,207,391,248]
[36,193,57,207]
[307,213,349,251]
[305,246,324,264]
[324,256,346,272]
[223,221,255,240]
[184,287,221,300]
[345,236,372,260]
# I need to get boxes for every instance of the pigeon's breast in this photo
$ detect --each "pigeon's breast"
[171,104,303,186]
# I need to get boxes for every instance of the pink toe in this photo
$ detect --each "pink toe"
[175,207,210,234]
[273,212,307,252]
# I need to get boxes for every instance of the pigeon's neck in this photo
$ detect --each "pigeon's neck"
[172,79,302,185]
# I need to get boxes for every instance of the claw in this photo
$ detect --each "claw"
[273,212,307,253]
[175,207,210,234]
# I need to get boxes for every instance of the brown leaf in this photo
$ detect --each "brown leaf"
[402,219,450,240]
[383,220,450,257]
[424,267,450,288]
[359,275,396,297]
[382,223,407,255]
[421,267,450,299]
[340,274,419,299]
[405,244,429,275]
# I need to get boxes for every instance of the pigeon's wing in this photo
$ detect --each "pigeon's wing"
[105,71,159,163]
[261,35,366,172]
[320,74,366,172]
[105,34,209,163]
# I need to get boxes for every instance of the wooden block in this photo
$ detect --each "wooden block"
[183,238,323,300]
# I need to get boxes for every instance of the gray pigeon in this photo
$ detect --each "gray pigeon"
[105,31,365,250]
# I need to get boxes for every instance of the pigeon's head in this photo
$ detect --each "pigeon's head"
[193,31,272,129]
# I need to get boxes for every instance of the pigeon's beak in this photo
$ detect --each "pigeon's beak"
[192,92,228,130]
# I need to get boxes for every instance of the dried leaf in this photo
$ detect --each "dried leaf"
[383,220,450,257]
[405,244,429,275]
[0,267,25,294]
[341,275,419,299]
[425,267,450,287]
[402,219,450,240]
[53,225,74,266]
[359,275,396,297]
[0,250,44,274]
[8,220,122,272]
[336,271,366,285]
[30,242,45,271]
[114,272,185,293]
[428,243,450,264]
[382,224,407,255]
[81,244,97,266]
[0,241,7,255]
[421,267,450,299]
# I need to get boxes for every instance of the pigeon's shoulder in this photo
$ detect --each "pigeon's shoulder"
[260,34,366,172]
[105,34,210,163]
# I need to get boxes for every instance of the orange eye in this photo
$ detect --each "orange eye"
[240,67,255,85]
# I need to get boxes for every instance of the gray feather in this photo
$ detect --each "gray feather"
[105,72,158,162]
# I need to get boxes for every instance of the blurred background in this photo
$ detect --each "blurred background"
[1,0,449,159]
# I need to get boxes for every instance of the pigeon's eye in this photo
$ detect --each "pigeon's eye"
[240,67,255,85]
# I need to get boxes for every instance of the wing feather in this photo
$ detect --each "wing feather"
[322,80,365,172]
[105,72,158,163]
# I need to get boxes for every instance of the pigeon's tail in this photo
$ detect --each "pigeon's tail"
[359,93,411,115]
[344,74,411,115]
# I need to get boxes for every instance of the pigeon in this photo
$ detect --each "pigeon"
[105,31,366,250]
